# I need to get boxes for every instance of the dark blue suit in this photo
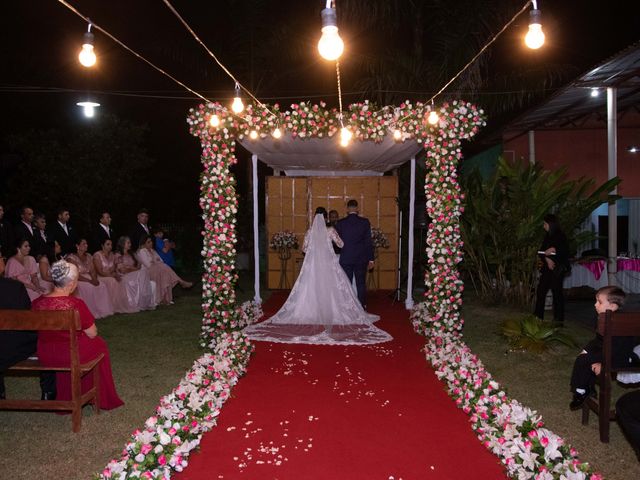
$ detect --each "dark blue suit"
[336,213,374,307]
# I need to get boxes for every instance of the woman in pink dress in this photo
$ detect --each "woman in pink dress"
[67,238,115,319]
[33,260,124,410]
[4,239,46,301]
[136,235,192,305]
[93,238,136,314]
[114,236,156,311]
[37,240,62,294]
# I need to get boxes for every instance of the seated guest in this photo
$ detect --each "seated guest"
[14,206,36,249]
[93,238,136,314]
[4,239,46,301]
[0,257,56,401]
[37,240,63,294]
[47,208,77,256]
[67,238,115,319]
[32,260,124,410]
[154,229,176,267]
[92,211,114,254]
[114,236,155,311]
[136,234,192,305]
[32,212,49,260]
[617,390,640,462]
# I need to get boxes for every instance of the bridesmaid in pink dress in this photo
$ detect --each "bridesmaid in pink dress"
[37,240,62,294]
[136,235,192,305]
[93,238,136,314]
[33,260,124,410]
[4,239,46,301]
[67,238,115,319]
[114,236,156,311]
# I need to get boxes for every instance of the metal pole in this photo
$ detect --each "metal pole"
[395,210,402,300]
[607,87,618,285]
[405,156,416,310]
[528,130,536,164]
[252,154,262,304]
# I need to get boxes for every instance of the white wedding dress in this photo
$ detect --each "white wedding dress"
[244,214,392,345]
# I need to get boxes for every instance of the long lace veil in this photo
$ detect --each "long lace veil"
[244,214,392,345]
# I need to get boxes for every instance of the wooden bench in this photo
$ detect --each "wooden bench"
[0,309,103,432]
[582,310,640,442]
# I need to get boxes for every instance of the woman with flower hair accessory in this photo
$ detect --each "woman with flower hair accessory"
[32,259,124,410]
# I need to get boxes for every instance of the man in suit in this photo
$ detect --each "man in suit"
[336,199,374,308]
[93,211,114,253]
[0,257,56,400]
[0,204,14,259]
[48,207,77,256]
[31,212,49,259]
[130,208,151,250]
[13,205,36,250]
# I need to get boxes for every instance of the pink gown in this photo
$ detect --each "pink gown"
[93,251,137,314]
[136,248,180,304]
[4,255,43,301]
[66,253,115,319]
[33,295,124,410]
[114,253,156,311]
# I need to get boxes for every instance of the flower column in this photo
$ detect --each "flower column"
[416,101,485,336]
[188,104,240,343]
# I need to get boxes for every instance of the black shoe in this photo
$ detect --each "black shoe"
[569,392,588,411]
[41,391,56,401]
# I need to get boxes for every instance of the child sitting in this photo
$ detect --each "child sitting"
[569,285,639,410]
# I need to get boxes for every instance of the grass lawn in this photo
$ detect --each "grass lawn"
[1,285,638,479]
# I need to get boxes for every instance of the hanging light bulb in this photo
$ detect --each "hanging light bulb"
[393,129,402,141]
[76,101,100,118]
[427,110,439,125]
[78,22,97,67]
[272,127,282,139]
[209,114,220,127]
[340,126,352,147]
[249,130,258,140]
[231,82,244,113]
[524,8,545,49]
[317,3,344,61]
[590,88,600,98]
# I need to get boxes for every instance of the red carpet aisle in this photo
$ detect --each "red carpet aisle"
[176,293,506,480]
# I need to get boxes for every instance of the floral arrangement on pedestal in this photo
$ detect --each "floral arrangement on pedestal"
[371,228,390,250]
[269,231,299,251]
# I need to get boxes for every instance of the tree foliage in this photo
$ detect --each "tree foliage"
[461,157,620,307]
[4,114,155,236]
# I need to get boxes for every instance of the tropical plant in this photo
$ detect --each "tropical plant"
[501,314,577,353]
[460,156,620,307]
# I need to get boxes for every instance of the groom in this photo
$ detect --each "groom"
[336,199,374,308]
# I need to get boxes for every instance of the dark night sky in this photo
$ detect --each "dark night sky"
[1,1,639,223]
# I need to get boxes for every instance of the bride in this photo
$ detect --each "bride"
[244,209,392,345]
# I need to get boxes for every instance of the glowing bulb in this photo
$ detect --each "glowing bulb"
[427,111,439,125]
[393,129,402,141]
[318,8,344,61]
[272,127,282,139]
[340,127,352,147]
[524,9,545,49]
[76,101,100,118]
[231,96,244,114]
[249,130,258,140]
[78,31,96,67]
[209,114,220,127]
[590,88,600,98]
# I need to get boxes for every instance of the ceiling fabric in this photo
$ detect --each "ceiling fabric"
[239,135,423,176]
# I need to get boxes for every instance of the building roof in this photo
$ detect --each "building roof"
[503,42,640,140]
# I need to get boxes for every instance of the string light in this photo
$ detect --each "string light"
[249,130,258,140]
[524,1,545,49]
[427,110,439,125]
[318,1,344,61]
[590,88,600,98]
[209,113,220,127]
[78,21,96,67]
[272,127,282,139]
[76,101,100,117]
[393,129,402,141]
[339,126,352,147]
[231,82,244,113]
